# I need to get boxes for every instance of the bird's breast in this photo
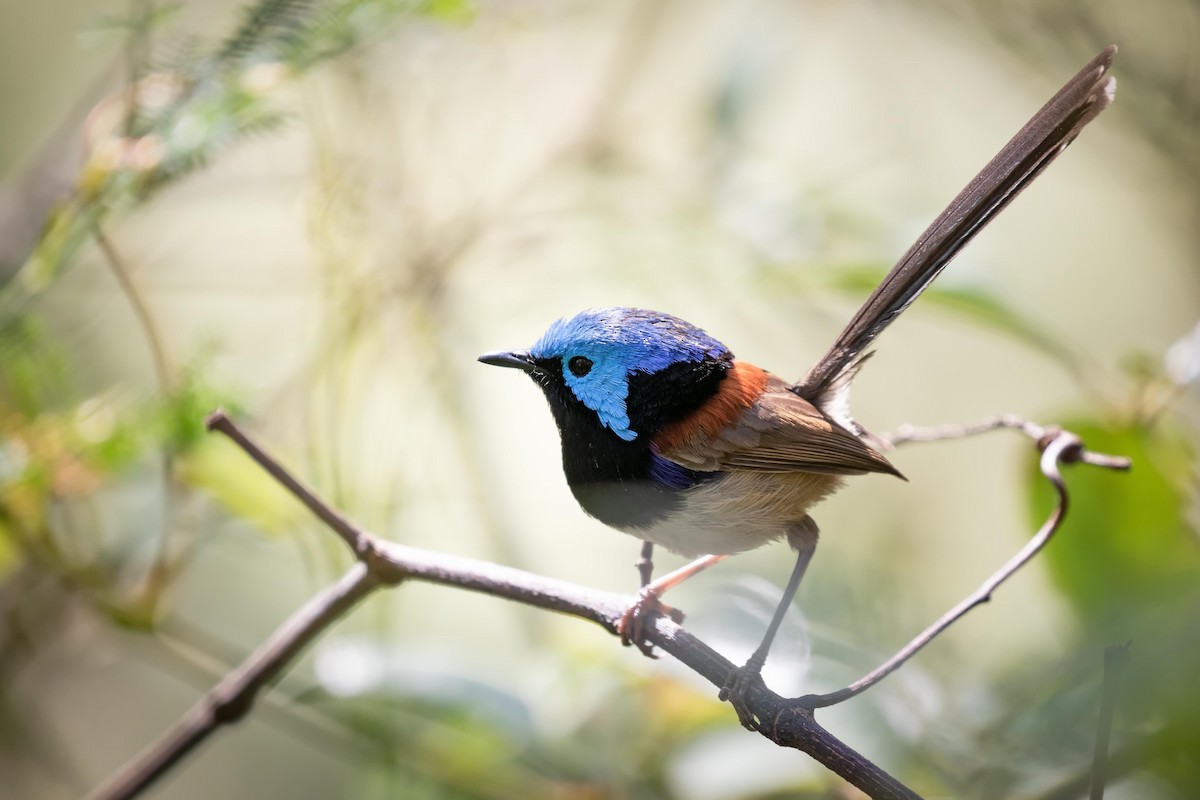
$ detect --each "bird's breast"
[569,477,686,530]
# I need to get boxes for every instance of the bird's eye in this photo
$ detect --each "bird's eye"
[567,355,593,377]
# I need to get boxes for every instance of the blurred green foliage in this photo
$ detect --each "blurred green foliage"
[0,2,1197,799]
[1027,415,1200,798]
[0,318,241,588]
[0,0,474,596]
[18,0,473,296]
[1033,419,1198,630]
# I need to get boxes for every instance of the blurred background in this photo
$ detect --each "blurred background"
[1,1,1198,798]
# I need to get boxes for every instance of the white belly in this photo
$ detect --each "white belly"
[625,471,844,558]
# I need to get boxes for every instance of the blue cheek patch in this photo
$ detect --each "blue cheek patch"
[529,307,732,444]
[563,352,637,440]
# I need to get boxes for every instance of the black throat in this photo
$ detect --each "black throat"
[530,354,730,528]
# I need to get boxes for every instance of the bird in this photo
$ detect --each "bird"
[480,47,1116,728]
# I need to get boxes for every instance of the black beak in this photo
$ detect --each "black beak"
[478,350,538,373]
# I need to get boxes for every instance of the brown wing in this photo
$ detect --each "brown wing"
[659,375,903,478]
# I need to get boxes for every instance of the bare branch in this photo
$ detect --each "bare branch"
[94,227,171,393]
[88,410,921,800]
[1021,742,1145,800]
[85,564,379,800]
[87,410,1131,800]
[94,224,182,612]
[204,410,372,558]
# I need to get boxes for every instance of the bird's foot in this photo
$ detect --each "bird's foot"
[617,587,685,658]
[719,655,768,730]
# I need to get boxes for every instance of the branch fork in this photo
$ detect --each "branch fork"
[86,410,1129,800]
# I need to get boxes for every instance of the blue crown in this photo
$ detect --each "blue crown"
[529,308,730,441]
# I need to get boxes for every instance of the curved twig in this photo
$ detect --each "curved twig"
[93,227,171,393]
[93,224,181,612]
[799,420,1131,709]
[801,430,1071,707]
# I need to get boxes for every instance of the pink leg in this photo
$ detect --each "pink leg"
[618,553,728,656]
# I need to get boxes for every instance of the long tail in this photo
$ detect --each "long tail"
[795,46,1116,420]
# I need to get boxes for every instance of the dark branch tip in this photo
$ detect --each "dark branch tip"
[1083,451,1133,471]
[204,408,229,432]
[1037,428,1132,472]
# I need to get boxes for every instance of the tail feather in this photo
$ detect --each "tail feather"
[795,46,1117,415]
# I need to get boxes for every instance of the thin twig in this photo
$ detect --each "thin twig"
[204,410,372,558]
[885,415,1133,471]
[93,224,179,613]
[1020,741,1145,800]
[85,563,379,800]
[151,620,382,759]
[1090,642,1132,800]
[800,427,1129,708]
[93,227,171,393]
[883,413,1048,445]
